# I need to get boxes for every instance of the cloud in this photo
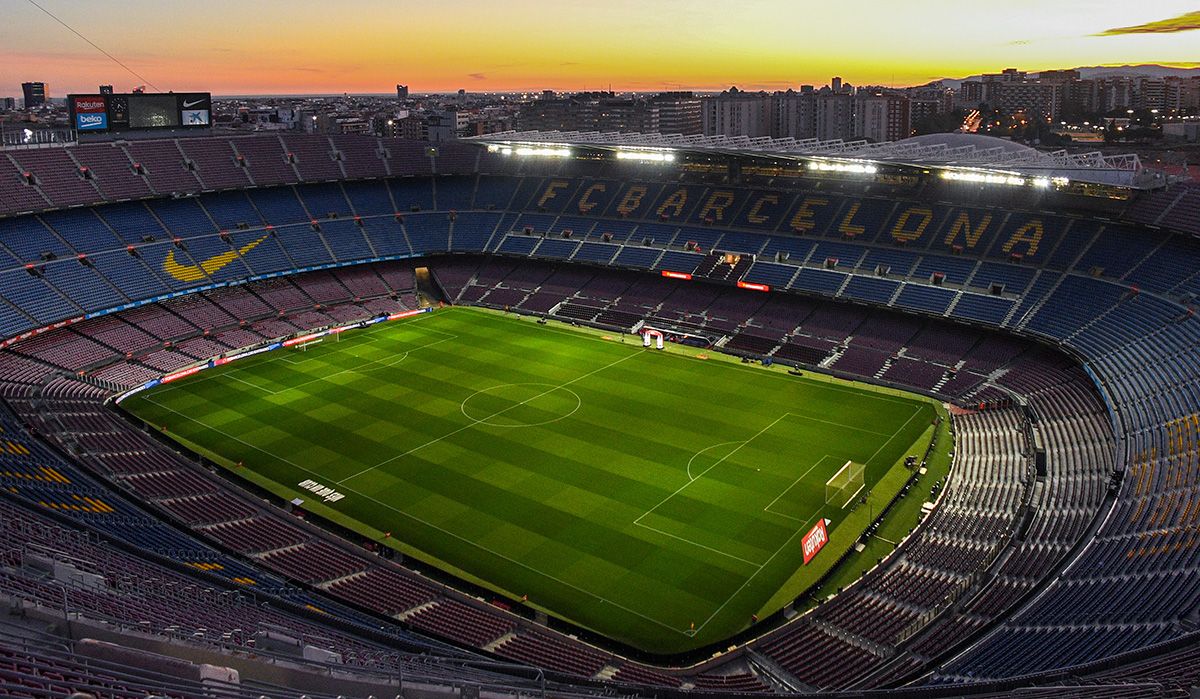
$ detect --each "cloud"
[1097,10,1200,35]
[468,72,487,80]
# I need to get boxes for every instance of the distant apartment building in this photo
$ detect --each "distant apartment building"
[1164,76,1200,111]
[517,91,668,133]
[814,91,855,141]
[314,113,371,134]
[855,92,910,142]
[772,88,816,139]
[701,87,772,137]
[398,114,427,140]
[959,81,985,107]
[1134,78,1166,110]
[1097,77,1135,113]
[650,92,702,135]
[990,81,1062,119]
[396,84,409,100]
[703,80,902,141]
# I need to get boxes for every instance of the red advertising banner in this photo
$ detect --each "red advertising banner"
[737,281,771,292]
[802,519,829,565]
[161,365,204,384]
[661,270,693,280]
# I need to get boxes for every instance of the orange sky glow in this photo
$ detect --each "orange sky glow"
[3,0,1199,96]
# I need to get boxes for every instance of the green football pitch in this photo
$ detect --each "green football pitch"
[121,306,942,654]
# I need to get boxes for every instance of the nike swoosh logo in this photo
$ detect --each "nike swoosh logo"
[163,234,268,282]
[182,99,204,108]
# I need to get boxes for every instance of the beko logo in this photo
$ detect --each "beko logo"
[182,98,205,108]
[78,114,104,126]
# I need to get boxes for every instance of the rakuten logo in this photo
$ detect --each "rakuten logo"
[802,519,829,565]
[74,98,105,112]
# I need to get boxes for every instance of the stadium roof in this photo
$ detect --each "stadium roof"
[467,130,1158,189]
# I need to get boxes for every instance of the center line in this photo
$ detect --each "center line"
[337,348,642,485]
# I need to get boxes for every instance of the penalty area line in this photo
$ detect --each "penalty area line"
[633,521,765,568]
[634,412,793,526]
[761,454,838,522]
[694,404,929,635]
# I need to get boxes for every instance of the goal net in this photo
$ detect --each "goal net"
[825,461,865,509]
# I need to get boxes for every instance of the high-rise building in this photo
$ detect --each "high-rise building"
[1066,79,1099,115]
[1164,76,1200,112]
[701,87,771,137]
[396,84,409,100]
[650,92,702,135]
[1134,78,1166,110]
[855,92,911,142]
[990,81,1062,119]
[21,82,47,108]
[1097,77,1135,112]
[959,80,986,106]
[99,85,114,95]
[0,98,15,111]
[814,91,854,141]
[772,90,817,139]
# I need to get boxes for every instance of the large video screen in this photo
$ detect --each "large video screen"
[129,94,181,129]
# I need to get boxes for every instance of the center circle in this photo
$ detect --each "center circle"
[460,383,582,428]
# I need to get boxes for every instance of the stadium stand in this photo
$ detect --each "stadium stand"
[0,134,1195,697]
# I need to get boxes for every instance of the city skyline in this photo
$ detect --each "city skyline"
[3,0,1200,97]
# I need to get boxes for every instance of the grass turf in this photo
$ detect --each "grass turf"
[122,306,940,654]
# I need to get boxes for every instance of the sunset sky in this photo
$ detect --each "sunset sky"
[3,0,1200,97]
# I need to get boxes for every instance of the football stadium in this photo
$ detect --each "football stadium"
[0,128,1196,699]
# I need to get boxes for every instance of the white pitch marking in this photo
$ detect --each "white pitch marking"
[634,412,793,526]
[139,392,690,637]
[690,403,928,635]
[459,383,583,428]
[338,349,642,485]
[685,441,745,481]
[632,521,764,567]
[762,454,837,522]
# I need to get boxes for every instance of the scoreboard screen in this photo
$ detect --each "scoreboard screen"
[129,94,180,129]
[69,92,211,133]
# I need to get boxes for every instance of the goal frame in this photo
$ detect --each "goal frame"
[825,460,865,509]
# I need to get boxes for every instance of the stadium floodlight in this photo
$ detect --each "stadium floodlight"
[514,145,572,158]
[940,170,1026,187]
[615,149,676,163]
[807,159,878,175]
[825,461,866,509]
[486,144,572,158]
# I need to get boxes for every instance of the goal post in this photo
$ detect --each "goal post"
[293,338,323,352]
[825,461,865,509]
